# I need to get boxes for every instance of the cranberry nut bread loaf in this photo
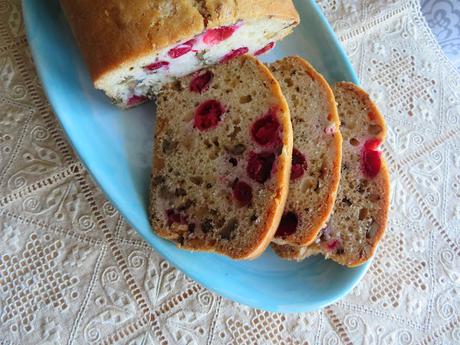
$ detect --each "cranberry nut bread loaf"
[149,56,293,259]
[60,0,300,108]
[272,82,390,267]
[268,57,342,247]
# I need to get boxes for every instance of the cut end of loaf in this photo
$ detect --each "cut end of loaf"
[96,18,297,108]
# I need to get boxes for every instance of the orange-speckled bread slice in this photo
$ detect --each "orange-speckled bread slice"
[272,82,390,267]
[149,55,293,259]
[268,56,342,247]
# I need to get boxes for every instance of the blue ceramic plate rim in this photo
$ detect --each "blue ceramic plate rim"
[22,0,371,313]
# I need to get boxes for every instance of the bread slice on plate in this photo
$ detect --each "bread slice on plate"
[60,0,299,108]
[149,55,293,260]
[268,56,342,247]
[272,82,390,267]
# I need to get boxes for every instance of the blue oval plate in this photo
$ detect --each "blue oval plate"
[23,0,369,312]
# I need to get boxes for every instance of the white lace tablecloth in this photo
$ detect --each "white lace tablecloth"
[1,0,460,344]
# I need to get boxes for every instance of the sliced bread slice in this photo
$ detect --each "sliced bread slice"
[272,82,390,267]
[149,55,293,259]
[268,56,342,247]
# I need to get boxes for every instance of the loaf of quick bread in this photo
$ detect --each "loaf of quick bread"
[59,0,300,108]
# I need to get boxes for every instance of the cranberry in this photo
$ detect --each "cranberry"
[275,212,299,237]
[221,47,249,63]
[190,71,214,93]
[364,138,382,151]
[168,39,196,59]
[127,95,147,106]
[194,100,225,131]
[362,150,381,178]
[166,209,187,225]
[251,110,280,146]
[254,42,275,56]
[325,239,341,251]
[368,111,377,121]
[247,151,275,184]
[144,61,169,72]
[290,148,307,181]
[232,180,253,206]
[361,139,382,178]
[203,25,238,45]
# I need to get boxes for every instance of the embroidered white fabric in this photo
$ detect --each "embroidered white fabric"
[1,0,460,344]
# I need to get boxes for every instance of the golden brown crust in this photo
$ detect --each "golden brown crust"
[59,0,299,83]
[209,0,299,27]
[269,56,342,247]
[273,82,390,267]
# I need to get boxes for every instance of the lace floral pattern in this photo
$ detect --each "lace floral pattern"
[1,0,460,344]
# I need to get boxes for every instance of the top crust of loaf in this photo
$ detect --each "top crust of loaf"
[59,0,300,84]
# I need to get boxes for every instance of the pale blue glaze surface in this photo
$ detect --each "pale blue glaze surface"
[22,0,370,312]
